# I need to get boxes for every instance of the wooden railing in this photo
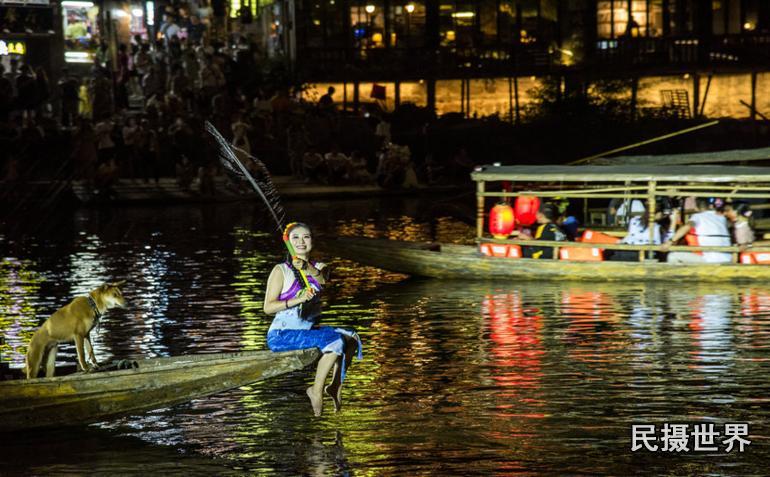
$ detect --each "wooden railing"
[479,236,768,264]
[297,33,770,79]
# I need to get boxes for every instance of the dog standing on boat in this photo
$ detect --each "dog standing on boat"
[25,282,127,379]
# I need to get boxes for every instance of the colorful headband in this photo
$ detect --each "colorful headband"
[282,222,297,242]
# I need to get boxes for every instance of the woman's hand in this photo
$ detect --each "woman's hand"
[295,287,317,303]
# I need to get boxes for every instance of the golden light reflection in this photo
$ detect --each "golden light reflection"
[384,216,430,241]
[231,227,274,351]
[334,218,380,238]
[0,258,43,368]
[434,216,475,244]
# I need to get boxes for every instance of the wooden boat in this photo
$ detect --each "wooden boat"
[325,165,770,281]
[324,237,770,281]
[0,349,319,432]
[70,176,466,205]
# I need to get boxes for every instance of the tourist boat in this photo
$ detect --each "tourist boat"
[324,165,770,281]
[0,349,319,432]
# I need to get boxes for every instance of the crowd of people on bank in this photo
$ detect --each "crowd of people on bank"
[514,197,758,263]
[1,13,467,197]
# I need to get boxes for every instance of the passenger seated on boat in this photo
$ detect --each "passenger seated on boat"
[607,199,673,262]
[663,198,732,264]
[609,199,646,226]
[263,223,362,417]
[724,202,755,249]
[520,203,566,259]
[554,197,579,241]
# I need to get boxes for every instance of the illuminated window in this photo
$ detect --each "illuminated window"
[597,0,663,39]
[62,1,99,62]
[349,1,385,48]
[391,1,425,48]
[230,0,274,19]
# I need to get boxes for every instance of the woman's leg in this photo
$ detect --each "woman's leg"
[324,336,356,412]
[307,352,338,416]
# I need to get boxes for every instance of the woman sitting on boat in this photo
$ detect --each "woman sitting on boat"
[662,197,732,263]
[520,203,566,259]
[724,201,755,249]
[263,222,362,416]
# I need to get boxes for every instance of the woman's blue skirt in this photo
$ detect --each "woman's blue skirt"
[267,326,362,381]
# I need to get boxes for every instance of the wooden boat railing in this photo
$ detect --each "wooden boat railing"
[480,237,770,263]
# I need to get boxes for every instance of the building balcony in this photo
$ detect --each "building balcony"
[296,44,559,81]
[591,34,770,71]
[295,33,770,81]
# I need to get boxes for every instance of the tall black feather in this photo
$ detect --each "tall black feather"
[205,121,285,233]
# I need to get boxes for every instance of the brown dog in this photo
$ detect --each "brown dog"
[25,282,127,379]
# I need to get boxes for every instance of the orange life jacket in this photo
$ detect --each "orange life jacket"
[480,243,522,259]
[559,247,604,261]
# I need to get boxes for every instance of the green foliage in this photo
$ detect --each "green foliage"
[526,76,640,123]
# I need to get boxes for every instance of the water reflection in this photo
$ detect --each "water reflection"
[0,258,43,368]
[2,201,770,475]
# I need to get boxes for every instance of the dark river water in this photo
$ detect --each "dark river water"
[2,198,770,476]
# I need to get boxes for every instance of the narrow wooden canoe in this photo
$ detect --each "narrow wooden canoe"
[69,177,466,205]
[324,237,770,281]
[0,349,319,432]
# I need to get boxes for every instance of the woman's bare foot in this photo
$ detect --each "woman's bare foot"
[325,383,342,413]
[306,387,323,416]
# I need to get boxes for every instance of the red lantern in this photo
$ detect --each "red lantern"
[514,196,541,226]
[489,202,515,239]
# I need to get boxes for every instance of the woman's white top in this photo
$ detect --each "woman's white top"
[734,220,754,246]
[267,262,324,333]
[691,210,731,263]
[621,216,669,245]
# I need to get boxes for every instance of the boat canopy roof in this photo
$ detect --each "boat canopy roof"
[471,165,770,183]
[590,147,770,166]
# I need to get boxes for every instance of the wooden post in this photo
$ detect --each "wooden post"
[466,78,471,116]
[699,73,713,117]
[751,70,758,122]
[513,76,520,124]
[427,78,436,113]
[692,72,700,119]
[508,77,514,123]
[395,80,401,108]
[647,180,657,260]
[477,180,485,239]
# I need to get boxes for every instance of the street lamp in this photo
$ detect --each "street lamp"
[365,4,375,14]
[405,3,414,13]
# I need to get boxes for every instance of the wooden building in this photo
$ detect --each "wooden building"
[261,0,770,117]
